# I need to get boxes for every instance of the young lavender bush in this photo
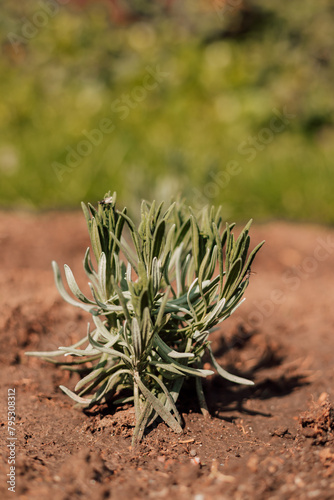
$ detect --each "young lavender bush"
[26,193,264,444]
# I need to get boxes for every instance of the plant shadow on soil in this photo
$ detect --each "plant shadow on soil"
[82,325,309,435]
[208,327,309,419]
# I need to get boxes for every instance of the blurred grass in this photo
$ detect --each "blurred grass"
[0,0,334,223]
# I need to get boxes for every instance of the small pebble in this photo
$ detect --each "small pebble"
[190,456,201,466]
[190,449,197,457]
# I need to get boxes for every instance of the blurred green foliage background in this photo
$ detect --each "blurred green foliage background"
[1,0,333,222]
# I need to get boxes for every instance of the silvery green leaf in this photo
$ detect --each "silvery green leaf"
[231,221,249,262]
[52,261,95,313]
[214,299,246,327]
[198,247,211,301]
[152,312,171,336]
[25,334,88,357]
[223,258,242,299]
[160,223,175,269]
[240,234,251,266]
[206,245,218,282]
[90,368,132,403]
[204,280,220,306]
[193,330,209,343]
[152,257,161,296]
[213,205,222,228]
[163,302,190,317]
[92,315,120,345]
[166,361,213,379]
[64,264,96,305]
[225,297,246,317]
[120,235,138,269]
[154,343,213,378]
[59,385,92,405]
[118,259,127,292]
[155,286,171,330]
[147,199,156,224]
[186,255,195,289]
[207,344,254,385]
[212,222,224,286]
[143,211,152,266]
[204,297,226,328]
[58,346,99,356]
[190,215,200,272]
[75,354,108,391]
[174,245,183,297]
[39,355,99,366]
[132,400,152,445]
[119,319,132,353]
[146,372,182,425]
[131,317,142,360]
[91,218,102,263]
[175,218,191,248]
[109,231,138,273]
[141,307,153,346]
[113,396,134,405]
[135,374,182,434]
[112,280,132,323]
[83,247,99,285]
[88,332,132,364]
[181,253,191,293]
[224,223,232,273]
[87,202,97,218]
[239,240,265,282]
[152,219,165,262]
[111,209,126,256]
[117,210,141,258]
[98,252,107,301]
[187,278,199,321]
[126,262,132,283]
[154,334,194,359]
[83,323,98,350]
[161,201,176,221]
[88,283,112,312]
[81,202,91,227]
[149,361,184,376]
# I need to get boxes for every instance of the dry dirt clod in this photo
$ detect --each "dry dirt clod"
[299,393,334,444]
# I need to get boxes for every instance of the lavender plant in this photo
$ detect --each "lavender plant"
[26,193,264,444]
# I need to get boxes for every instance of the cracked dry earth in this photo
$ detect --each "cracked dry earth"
[1,211,334,500]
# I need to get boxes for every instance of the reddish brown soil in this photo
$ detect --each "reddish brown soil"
[1,212,334,500]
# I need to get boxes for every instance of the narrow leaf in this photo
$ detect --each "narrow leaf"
[59,385,92,405]
[208,344,254,385]
[132,317,142,360]
[64,265,95,305]
[52,261,93,312]
[135,374,182,434]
